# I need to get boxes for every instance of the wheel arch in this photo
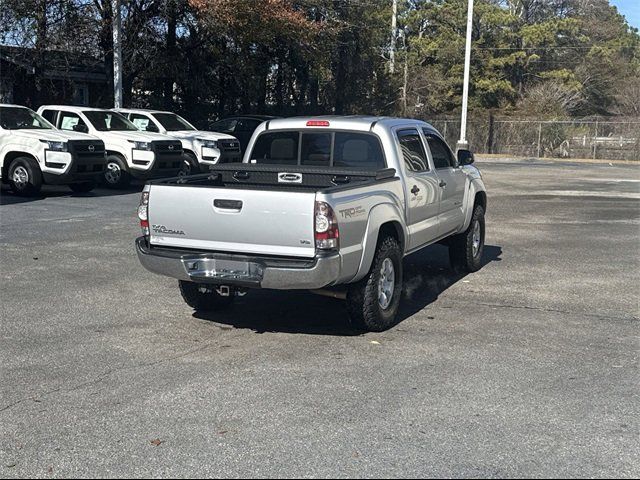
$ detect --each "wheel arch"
[351,203,407,283]
[2,151,40,181]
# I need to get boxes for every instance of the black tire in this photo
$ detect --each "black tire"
[8,157,42,196]
[179,152,200,176]
[103,155,131,189]
[69,181,96,193]
[178,280,234,311]
[449,205,485,273]
[346,236,403,332]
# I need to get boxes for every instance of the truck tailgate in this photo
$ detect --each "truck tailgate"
[148,185,316,258]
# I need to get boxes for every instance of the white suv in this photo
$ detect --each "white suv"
[0,104,106,196]
[37,106,184,188]
[115,108,241,175]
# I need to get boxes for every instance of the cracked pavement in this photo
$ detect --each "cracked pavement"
[0,159,638,478]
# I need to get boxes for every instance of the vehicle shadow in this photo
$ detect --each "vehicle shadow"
[0,183,144,205]
[193,243,503,336]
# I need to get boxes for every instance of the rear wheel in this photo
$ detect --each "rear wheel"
[69,181,96,193]
[9,157,42,196]
[178,281,234,311]
[103,155,131,188]
[346,236,403,332]
[449,205,485,273]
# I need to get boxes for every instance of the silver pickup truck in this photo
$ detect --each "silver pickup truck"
[136,116,487,331]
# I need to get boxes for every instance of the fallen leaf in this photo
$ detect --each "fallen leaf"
[150,439,163,446]
[47,466,53,473]
[217,430,228,435]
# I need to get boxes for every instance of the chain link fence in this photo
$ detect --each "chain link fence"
[429,117,640,161]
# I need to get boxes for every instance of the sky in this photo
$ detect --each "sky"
[610,0,640,29]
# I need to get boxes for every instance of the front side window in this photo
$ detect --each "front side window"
[397,128,429,172]
[0,106,52,130]
[83,110,137,131]
[153,113,194,131]
[130,114,158,132]
[59,112,88,132]
[424,130,455,168]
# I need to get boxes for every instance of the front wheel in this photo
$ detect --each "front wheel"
[179,152,200,177]
[103,155,131,189]
[346,236,403,332]
[449,205,485,273]
[9,157,42,196]
[178,281,234,311]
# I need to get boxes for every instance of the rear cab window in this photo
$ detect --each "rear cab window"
[249,130,386,170]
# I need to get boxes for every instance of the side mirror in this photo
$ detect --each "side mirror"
[457,149,474,165]
[73,123,88,133]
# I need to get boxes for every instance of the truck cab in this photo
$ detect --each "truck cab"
[37,106,184,188]
[0,104,106,196]
[115,108,241,175]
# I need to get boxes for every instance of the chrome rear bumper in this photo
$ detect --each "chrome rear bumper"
[135,237,341,290]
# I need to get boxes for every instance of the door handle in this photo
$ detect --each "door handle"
[439,180,447,188]
[411,185,420,195]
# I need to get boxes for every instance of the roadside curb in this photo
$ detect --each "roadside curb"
[476,154,638,166]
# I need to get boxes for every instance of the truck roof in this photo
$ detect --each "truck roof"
[263,115,434,132]
[114,108,174,115]
[38,105,118,113]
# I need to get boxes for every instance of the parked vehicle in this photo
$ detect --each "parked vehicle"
[136,116,487,331]
[209,115,277,153]
[37,106,183,188]
[0,104,106,195]
[115,108,241,175]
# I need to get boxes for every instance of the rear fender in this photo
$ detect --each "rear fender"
[351,202,406,283]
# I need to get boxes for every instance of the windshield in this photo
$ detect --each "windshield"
[83,110,138,131]
[153,113,195,131]
[0,106,53,130]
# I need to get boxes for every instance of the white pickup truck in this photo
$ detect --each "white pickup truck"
[0,104,106,195]
[37,106,184,188]
[136,117,487,331]
[115,108,242,174]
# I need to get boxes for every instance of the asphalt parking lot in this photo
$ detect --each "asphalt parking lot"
[1,159,638,478]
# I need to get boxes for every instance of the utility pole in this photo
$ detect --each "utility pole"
[390,0,397,74]
[112,0,123,108]
[457,0,474,152]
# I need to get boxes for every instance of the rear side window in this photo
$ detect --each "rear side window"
[251,131,299,165]
[397,129,429,172]
[41,109,58,124]
[249,131,385,169]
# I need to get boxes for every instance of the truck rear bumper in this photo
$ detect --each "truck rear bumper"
[135,237,341,290]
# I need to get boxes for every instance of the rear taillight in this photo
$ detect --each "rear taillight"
[315,201,339,249]
[138,191,149,237]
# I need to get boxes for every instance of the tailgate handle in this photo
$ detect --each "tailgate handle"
[214,199,243,210]
[233,171,250,180]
